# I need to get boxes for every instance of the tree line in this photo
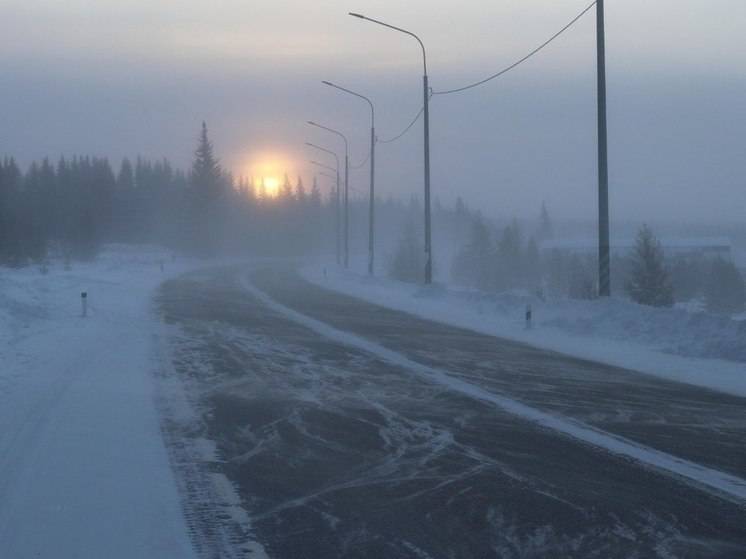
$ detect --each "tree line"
[4,122,741,314]
[436,208,746,314]
[0,123,476,271]
[0,124,333,266]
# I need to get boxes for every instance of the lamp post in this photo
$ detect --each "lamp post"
[596,0,610,297]
[322,80,376,276]
[308,144,341,265]
[349,12,432,284]
[308,121,349,268]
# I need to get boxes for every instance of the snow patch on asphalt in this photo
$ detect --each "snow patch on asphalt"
[245,277,746,506]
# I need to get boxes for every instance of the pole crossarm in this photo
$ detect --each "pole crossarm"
[307,121,349,153]
[322,81,375,126]
[306,141,339,169]
[349,13,427,75]
[309,160,337,174]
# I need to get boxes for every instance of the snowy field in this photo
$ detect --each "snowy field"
[303,263,746,398]
[0,245,199,558]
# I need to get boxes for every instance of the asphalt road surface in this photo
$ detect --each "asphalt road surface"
[156,264,746,559]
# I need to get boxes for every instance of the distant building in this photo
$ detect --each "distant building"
[539,238,732,261]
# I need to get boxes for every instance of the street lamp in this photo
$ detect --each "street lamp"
[349,12,432,284]
[308,144,341,265]
[322,80,376,276]
[596,0,610,297]
[308,121,350,268]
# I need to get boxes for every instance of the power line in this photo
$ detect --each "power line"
[377,104,425,144]
[432,1,597,96]
[350,151,371,169]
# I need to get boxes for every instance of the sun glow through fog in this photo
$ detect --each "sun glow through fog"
[263,176,280,197]
[243,150,296,199]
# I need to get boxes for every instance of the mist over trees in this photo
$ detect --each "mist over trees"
[0,125,471,272]
[2,124,743,317]
[0,124,333,265]
[705,258,746,314]
[443,208,745,314]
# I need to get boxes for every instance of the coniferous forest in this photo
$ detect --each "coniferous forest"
[0,123,335,265]
[2,123,743,313]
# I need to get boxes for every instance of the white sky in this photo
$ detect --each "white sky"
[2,0,746,222]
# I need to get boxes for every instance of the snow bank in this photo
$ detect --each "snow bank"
[303,264,746,398]
[0,245,200,558]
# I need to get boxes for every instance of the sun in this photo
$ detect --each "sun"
[263,176,280,197]
[241,150,297,199]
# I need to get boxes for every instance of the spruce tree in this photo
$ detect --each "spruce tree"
[191,122,223,200]
[188,122,226,255]
[281,173,293,200]
[388,219,424,283]
[451,215,493,290]
[538,201,553,241]
[295,176,307,205]
[625,225,674,307]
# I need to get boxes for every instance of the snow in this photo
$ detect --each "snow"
[302,265,746,398]
[244,276,746,505]
[0,246,198,558]
[156,319,270,559]
[540,237,732,250]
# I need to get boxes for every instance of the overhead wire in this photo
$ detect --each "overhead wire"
[432,1,597,96]
[350,151,371,169]
[347,1,596,145]
[377,104,425,144]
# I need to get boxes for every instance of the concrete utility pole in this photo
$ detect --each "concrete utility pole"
[597,0,610,296]
[307,145,341,264]
[368,123,375,275]
[349,12,432,284]
[343,153,349,267]
[308,121,350,268]
[321,81,377,276]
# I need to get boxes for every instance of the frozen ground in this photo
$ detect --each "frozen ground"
[0,246,200,558]
[303,263,746,398]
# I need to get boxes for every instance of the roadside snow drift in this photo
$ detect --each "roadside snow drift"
[0,246,196,559]
[303,265,746,398]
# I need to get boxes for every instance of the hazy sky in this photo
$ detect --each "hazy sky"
[2,0,746,222]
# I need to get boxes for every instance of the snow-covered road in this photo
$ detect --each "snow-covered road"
[4,255,744,558]
[0,248,196,558]
[157,264,746,558]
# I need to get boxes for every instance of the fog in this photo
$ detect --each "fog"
[3,3,746,556]
[3,0,746,224]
